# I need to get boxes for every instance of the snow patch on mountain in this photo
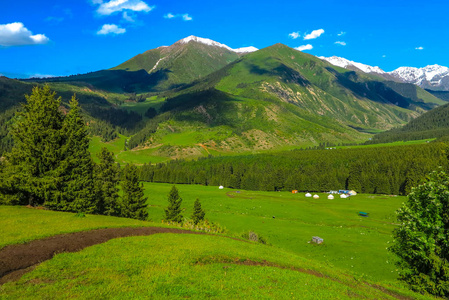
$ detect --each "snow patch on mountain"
[390,65,449,90]
[319,56,386,74]
[179,35,258,53]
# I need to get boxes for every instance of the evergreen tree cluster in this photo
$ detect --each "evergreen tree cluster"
[0,86,148,220]
[368,102,449,144]
[138,143,449,195]
[164,185,205,225]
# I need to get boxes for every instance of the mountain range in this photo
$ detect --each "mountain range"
[3,36,448,158]
[320,56,449,91]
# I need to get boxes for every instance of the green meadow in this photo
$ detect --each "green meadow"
[142,183,404,282]
[0,185,436,299]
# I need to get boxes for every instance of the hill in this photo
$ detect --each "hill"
[368,102,449,144]
[124,43,444,157]
[0,76,144,156]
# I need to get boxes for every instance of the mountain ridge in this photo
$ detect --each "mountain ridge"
[320,56,449,91]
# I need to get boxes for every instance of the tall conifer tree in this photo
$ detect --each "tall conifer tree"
[2,86,64,206]
[165,185,183,223]
[121,164,148,220]
[94,147,120,216]
[191,198,205,225]
[57,96,95,212]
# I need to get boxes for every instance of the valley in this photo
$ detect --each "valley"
[2,32,449,299]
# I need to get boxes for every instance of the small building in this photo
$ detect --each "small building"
[312,236,323,244]
[313,194,319,199]
[219,186,224,190]
[328,194,334,200]
[305,193,312,197]
[292,190,298,194]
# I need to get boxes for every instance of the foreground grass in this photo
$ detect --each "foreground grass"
[1,186,405,282]
[0,206,161,249]
[0,234,432,299]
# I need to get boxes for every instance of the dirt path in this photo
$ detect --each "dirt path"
[0,227,204,285]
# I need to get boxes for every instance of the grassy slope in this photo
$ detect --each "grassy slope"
[0,205,433,299]
[1,234,433,300]
[111,41,241,92]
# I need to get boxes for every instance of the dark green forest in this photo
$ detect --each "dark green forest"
[138,143,449,196]
[368,102,449,144]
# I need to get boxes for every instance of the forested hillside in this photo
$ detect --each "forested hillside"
[138,142,449,196]
[368,102,449,144]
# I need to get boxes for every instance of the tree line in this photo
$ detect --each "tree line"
[138,143,449,196]
[0,86,148,220]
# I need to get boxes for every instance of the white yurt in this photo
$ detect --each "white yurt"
[219,186,224,190]
[340,194,347,199]
[305,193,312,197]
[328,194,334,200]
[313,194,319,199]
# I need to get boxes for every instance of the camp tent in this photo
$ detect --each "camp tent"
[349,190,357,196]
[313,194,319,199]
[340,194,347,199]
[305,193,312,197]
[328,194,334,200]
[219,186,224,189]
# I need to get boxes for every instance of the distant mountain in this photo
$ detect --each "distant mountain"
[111,35,257,91]
[124,43,444,156]
[320,56,449,91]
[318,56,386,75]
[28,36,258,93]
[389,65,449,91]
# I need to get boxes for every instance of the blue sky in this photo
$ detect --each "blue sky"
[1,0,448,78]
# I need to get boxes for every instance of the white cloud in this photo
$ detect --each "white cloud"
[337,31,346,36]
[164,13,193,21]
[95,0,154,15]
[289,31,300,39]
[182,14,192,21]
[335,41,346,46]
[295,44,313,51]
[97,24,126,35]
[304,29,324,40]
[0,22,49,46]
[415,46,424,50]
[123,11,135,22]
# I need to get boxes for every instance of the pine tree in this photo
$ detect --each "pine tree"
[164,185,183,223]
[94,147,120,216]
[48,96,95,212]
[2,86,65,206]
[191,198,205,225]
[121,164,148,220]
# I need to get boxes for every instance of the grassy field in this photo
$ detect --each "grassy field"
[0,185,436,299]
[0,234,431,299]
[1,184,405,282]
[141,183,404,282]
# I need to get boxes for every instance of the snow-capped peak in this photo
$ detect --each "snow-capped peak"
[178,35,258,53]
[319,56,386,74]
[389,64,449,90]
